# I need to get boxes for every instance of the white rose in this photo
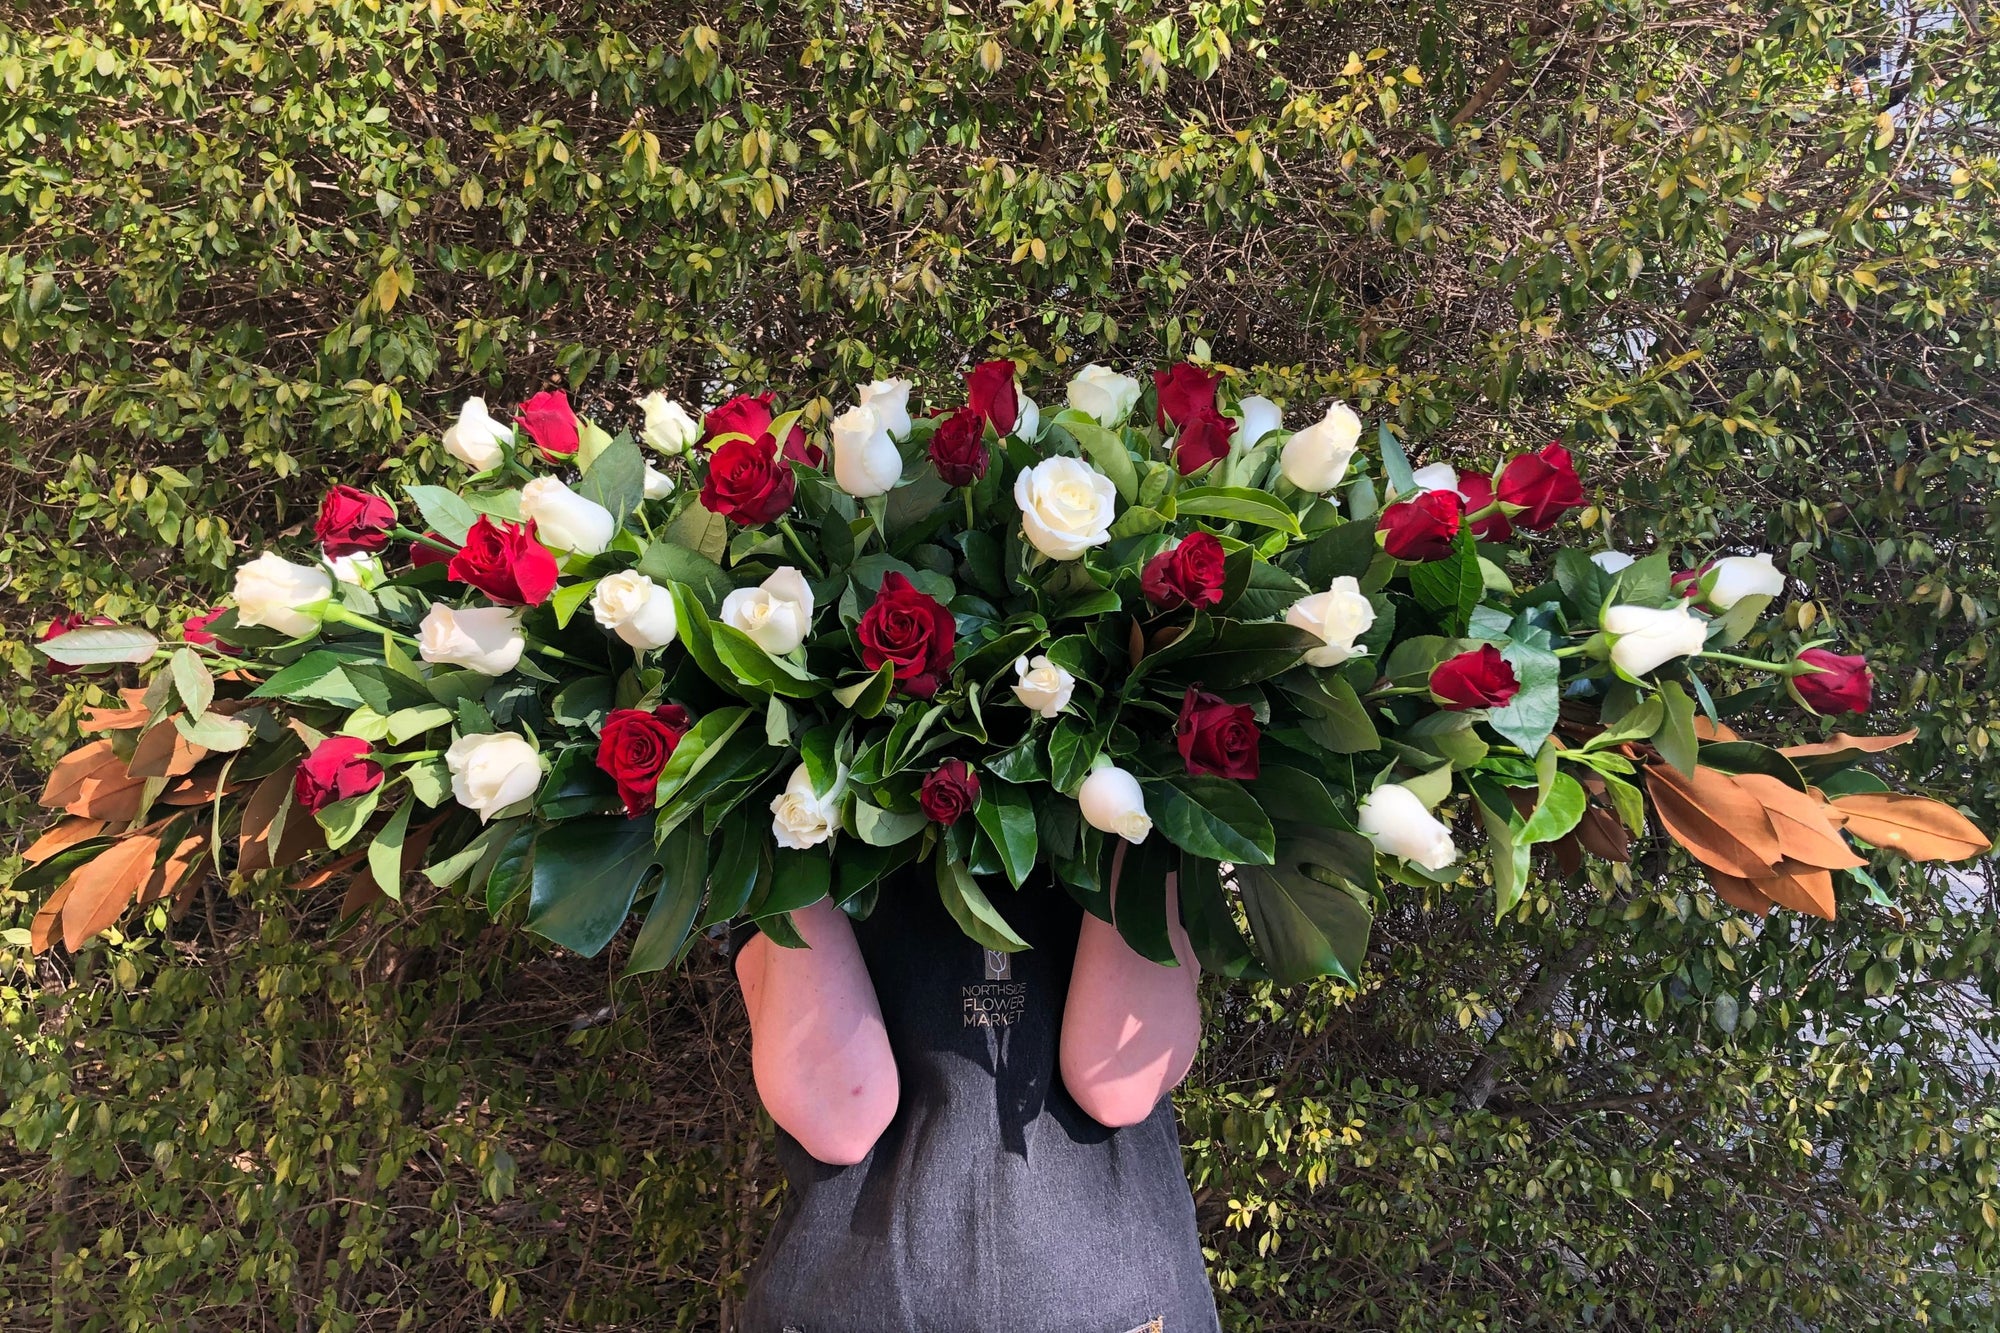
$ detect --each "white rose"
[643,464,675,499]
[1603,603,1709,676]
[1014,390,1042,442]
[445,732,543,822]
[1706,553,1786,609]
[1011,655,1076,718]
[639,391,700,455]
[720,566,815,655]
[1078,764,1151,844]
[1279,400,1363,492]
[233,553,333,638]
[1286,576,1378,668]
[1232,395,1284,449]
[770,762,841,850]
[591,570,679,651]
[1014,456,1117,560]
[324,550,384,589]
[519,476,616,555]
[441,397,512,471]
[1590,550,1636,573]
[1357,783,1458,871]
[418,604,525,676]
[1409,462,1462,495]
[1065,364,1142,427]
[830,403,903,498]
[858,377,914,439]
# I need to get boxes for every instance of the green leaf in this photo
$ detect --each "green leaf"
[551,578,598,629]
[1177,853,1263,979]
[854,798,928,847]
[368,798,414,899]
[1112,832,1179,965]
[972,778,1037,888]
[653,707,749,808]
[169,647,214,717]
[1698,740,1808,790]
[636,541,732,605]
[623,824,708,976]
[937,853,1029,951]
[386,704,453,744]
[250,651,365,707]
[1304,519,1378,586]
[1475,790,1532,919]
[711,623,827,698]
[1407,527,1481,632]
[1174,486,1303,536]
[174,711,253,751]
[756,849,832,917]
[830,662,896,717]
[405,484,478,543]
[700,809,767,927]
[1063,417,1139,503]
[1251,765,1356,830]
[1377,421,1416,496]
[527,816,658,957]
[315,785,380,850]
[667,583,749,700]
[36,624,161,667]
[406,759,451,808]
[1553,548,1615,622]
[485,824,537,915]
[1284,674,1380,753]
[576,431,646,522]
[1047,716,1104,794]
[1519,771,1587,845]
[1485,638,1562,756]
[1236,832,1376,984]
[1655,680,1699,777]
[1148,777,1276,865]
[660,500,729,565]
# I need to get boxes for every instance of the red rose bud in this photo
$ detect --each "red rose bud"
[1175,687,1262,780]
[965,359,1019,437]
[595,703,694,816]
[314,485,397,556]
[1429,644,1520,710]
[515,389,580,461]
[700,434,798,526]
[705,391,814,463]
[1495,441,1586,531]
[1173,407,1233,475]
[928,406,990,486]
[182,608,240,655]
[919,758,982,827]
[1792,649,1873,715]
[39,613,115,675]
[1378,490,1464,561]
[1672,563,1711,598]
[1455,469,1513,542]
[409,533,454,567]
[294,736,384,814]
[1154,362,1221,430]
[447,515,561,606]
[1141,531,1227,610]
[858,571,956,699]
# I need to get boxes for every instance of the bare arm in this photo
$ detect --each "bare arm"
[1059,860,1203,1128]
[734,899,899,1166]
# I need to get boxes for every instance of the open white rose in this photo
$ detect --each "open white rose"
[591,570,679,651]
[770,762,841,850]
[441,397,512,471]
[1603,603,1709,676]
[858,377,914,439]
[643,464,675,499]
[1357,783,1458,870]
[1014,390,1042,442]
[233,553,333,637]
[1014,456,1117,560]
[1078,763,1151,844]
[324,550,384,588]
[519,476,616,555]
[446,732,542,822]
[1279,400,1363,492]
[1409,462,1462,495]
[1065,364,1142,427]
[639,391,700,455]
[1286,576,1378,668]
[419,604,525,676]
[1590,550,1636,573]
[831,403,903,498]
[721,566,815,655]
[1232,395,1284,449]
[1012,655,1076,718]
[1707,553,1786,609]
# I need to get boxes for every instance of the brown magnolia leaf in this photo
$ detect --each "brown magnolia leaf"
[1749,862,1836,920]
[340,874,387,919]
[138,835,208,906]
[1831,794,1992,863]
[1780,728,1918,760]
[127,722,207,779]
[1127,617,1146,670]
[61,835,163,951]
[31,877,80,952]
[1692,717,1741,743]
[1550,831,1584,878]
[1729,773,1867,870]
[39,741,121,810]
[1707,869,1777,916]
[160,767,233,806]
[1646,764,1785,875]
[23,818,107,864]
[269,804,326,871]
[79,705,152,735]
[292,849,367,893]
[67,770,153,823]
[237,765,298,871]
[1575,803,1631,863]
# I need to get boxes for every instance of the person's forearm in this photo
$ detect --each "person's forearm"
[1059,868,1203,1128]
[736,899,899,1165]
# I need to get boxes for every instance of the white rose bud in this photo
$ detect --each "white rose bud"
[591,570,679,651]
[445,732,543,822]
[1065,364,1142,427]
[1232,395,1285,449]
[1408,462,1462,495]
[518,476,616,555]
[1706,553,1786,610]
[639,391,700,455]
[1078,763,1152,844]
[1590,550,1636,573]
[857,377,914,439]
[325,550,385,589]
[1357,783,1458,871]
[1011,655,1076,718]
[1014,389,1042,443]
[1279,401,1363,493]
[831,403,904,498]
[770,762,841,850]
[643,464,676,499]
[720,566,815,655]
[233,552,333,638]
[441,397,512,472]
[1603,603,1709,677]
[1014,456,1117,560]
[1286,576,1378,668]
[419,604,525,676]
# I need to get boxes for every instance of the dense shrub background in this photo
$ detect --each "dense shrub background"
[3,0,1998,1328]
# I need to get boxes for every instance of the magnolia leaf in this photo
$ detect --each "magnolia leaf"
[623,824,708,976]
[37,625,160,667]
[1063,416,1139,503]
[1175,486,1303,536]
[576,431,645,522]
[972,778,1037,888]
[1830,793,1991,863]
[367,798,415,900]
[936,853,1029,952]
[1148,777,1276,866]
[59,834,163,950]
[527,816,657,957]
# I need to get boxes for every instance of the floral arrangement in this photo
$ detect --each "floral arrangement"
[25,363,1991,981]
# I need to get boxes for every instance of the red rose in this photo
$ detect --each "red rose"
[919,759,982,827]
[315,485,397,556]
[1672,563,1711,598]
[700,434,797,526]
[858,572,956,699]
[39,613,115,676]
[516,390,580,461]
[1792,650,1873,715]
[966,359,1019,437]
[1379,490,1464,561]
[1175,687,1261,780]
[182,608,241,655]
[1430,644,1520,710]
[1496,441,1586,531]
[704,392,817,465]
[294,736,384,814]
[1455,469,1513,541]
[595,704,694,817]
[447,515,561,606]
[1154,363,1221,430]
[1173,407,1232,475]
[928,406,990,487]
[409,533,454,568]
[1141,531,1227,610]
